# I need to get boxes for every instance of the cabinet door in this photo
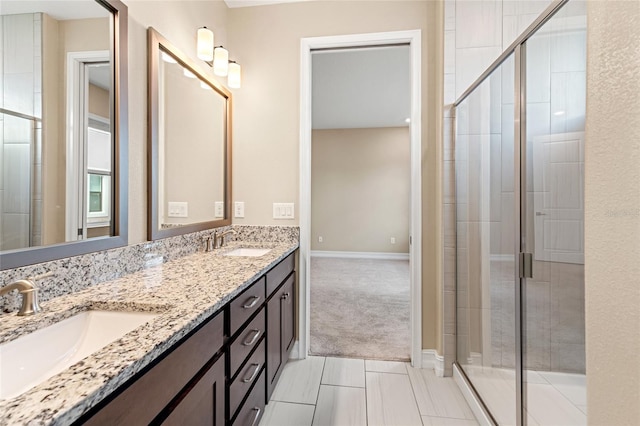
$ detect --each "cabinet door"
[266,284,285,399]
[161,355,225,426]
[281,275,295,356]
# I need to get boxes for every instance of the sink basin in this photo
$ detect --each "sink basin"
[223,248,271,257]
[0,310,157,400]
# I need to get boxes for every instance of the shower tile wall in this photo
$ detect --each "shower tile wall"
[1,13,43,250]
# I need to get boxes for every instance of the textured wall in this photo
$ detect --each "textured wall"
[585,0,640,424]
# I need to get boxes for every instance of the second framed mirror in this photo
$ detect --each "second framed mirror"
[147,28,232,240]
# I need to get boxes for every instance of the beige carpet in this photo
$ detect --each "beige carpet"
[309,257,411,361]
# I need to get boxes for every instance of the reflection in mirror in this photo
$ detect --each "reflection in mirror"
[0,0,128,270]
[148,28,231,240]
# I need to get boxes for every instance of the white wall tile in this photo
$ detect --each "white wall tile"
[550,71,586,134]
[3,143,30,214]
[3,114,32,143]
[3,73,34,115]
[3,14,34,74]
[444,30,456,75]
[526,35,551,103]
[455,0,502,49]
[1,213,29,250]
[455,46,502,100]
[550,31,587,73]
[445,0,456,31]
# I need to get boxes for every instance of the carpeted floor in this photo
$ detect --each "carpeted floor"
[309,257,411,361]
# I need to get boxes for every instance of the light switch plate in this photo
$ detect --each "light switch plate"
[215,202,224,218]
[234,201,245,218]
[168,201,188,218]
[273,203,294,219]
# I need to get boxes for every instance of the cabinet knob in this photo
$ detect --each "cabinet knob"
[281,292,290,300]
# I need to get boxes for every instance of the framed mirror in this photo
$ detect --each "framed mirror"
[0,0,128,270]
[148,28,232,240]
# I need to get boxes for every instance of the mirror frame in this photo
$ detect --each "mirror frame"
[147,28,232,241]
[0,0,129,271]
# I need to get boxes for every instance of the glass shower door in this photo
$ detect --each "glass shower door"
[522,1,587,424]
[455,53,518,425]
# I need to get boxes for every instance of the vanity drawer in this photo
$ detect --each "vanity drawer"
[230,277,266,336]
[231,369,266,426]
[229,338,265,418]
[83,311,224,425]
[229,308,266,378]
[266,252,295,296]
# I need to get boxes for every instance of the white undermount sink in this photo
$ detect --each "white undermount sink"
[223,248,271,257]
[0,310,158,400]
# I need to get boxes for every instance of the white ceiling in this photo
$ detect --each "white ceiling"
[224,0,312,8]
[312,45,410,130]
[0,1,109,20]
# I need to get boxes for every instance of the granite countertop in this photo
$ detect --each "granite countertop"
[0,240,298,425]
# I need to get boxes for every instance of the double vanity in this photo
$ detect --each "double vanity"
[0,239,298,425]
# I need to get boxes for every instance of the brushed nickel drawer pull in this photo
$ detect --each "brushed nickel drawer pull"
[242,363,261,383]
[243,295,261,309]
[243,329,261,346]
[250,407,261,426]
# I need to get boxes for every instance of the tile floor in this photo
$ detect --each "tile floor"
[461,365,586,425]
[260,356,479,426]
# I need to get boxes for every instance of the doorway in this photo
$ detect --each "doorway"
[299,30,422,366]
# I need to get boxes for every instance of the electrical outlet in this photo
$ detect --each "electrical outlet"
[318,236,323,243]
[215,202,224,218]
[390,237,396,244]
[168,201,188,218]
[234,201,245,218]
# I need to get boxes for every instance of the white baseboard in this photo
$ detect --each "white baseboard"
[310,250,410,260]
[422,349,437,369]
[289,340,301,359]
[453,363,495,426]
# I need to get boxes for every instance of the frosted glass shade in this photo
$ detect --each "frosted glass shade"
[213,47,229,76]
[228,62,241,89]
[197,27,214,62]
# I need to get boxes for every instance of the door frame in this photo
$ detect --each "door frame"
[298,30,423,366]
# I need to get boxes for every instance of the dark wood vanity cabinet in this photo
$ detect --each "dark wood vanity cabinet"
[266,260,296,401]
[78,251,296,426]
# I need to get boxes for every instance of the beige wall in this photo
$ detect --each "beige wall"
[89,84,110,119]
[585,1,640,424]
[311,127,410,253]
[227,0,442,352]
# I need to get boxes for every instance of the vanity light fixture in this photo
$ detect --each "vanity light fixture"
[228,61,242,89]
[213,46,229,76]
[196,27,242,88]
[161,51,177,64]
[183,69,196,79]
[197,27,214,62]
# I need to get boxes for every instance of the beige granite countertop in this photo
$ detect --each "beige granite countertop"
[0,240,298,425]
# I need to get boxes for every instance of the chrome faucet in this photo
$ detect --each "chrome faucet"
[215,229,236,249]
[0,279,41,316]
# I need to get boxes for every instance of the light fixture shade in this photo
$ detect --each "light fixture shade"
[197,27,214,62]
[183,68,196,78]
[213,46,229,76]
[228,61,241,89]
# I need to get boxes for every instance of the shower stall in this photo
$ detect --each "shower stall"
[453,0,586,424]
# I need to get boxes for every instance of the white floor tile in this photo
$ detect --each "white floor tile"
[577,405,587,415]
[365,359,408,375]
[260,401,315,426]
[408,366,475,420]
[366,371,423,426]
[312,385,366,426]
[421,416,479,426]
[525,383,587,426]
[322,357,365,388]
[538,371,587,406]
[271,356,325,405]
